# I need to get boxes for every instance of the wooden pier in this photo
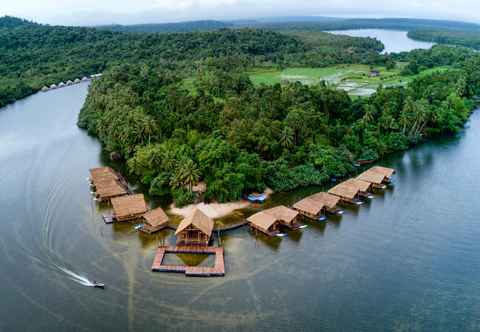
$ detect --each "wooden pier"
[151,246,225,277]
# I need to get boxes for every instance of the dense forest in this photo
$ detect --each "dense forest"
[78,45,480,205]
[408,29,480,50]
[98,20,233,33]
[0,16,383,108]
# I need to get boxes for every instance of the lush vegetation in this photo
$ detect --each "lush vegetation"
[0,16,384,108]
[408,30,480,50]
[98,20,233,33]
[78,48,478,205]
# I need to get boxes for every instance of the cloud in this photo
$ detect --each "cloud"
[1,0,479,25]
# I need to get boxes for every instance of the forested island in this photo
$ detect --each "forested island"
[3,15,480,207]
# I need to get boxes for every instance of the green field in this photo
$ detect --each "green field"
[248,64,450,96]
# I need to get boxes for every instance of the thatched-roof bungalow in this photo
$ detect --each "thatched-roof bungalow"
[59,82,66,87]
[247,211,282,237]
[89,167,118,184]
[50,84,57,89]
[41,86,49,92]
[264,206,301,229]
[309,192,343,215]
[95,179,128,202]
[66,80,73,85]
[357,169,388,189]
[370,166,395,182]
[111,194,148,222]
[141,208,169,234]
[328,181,364,205]
[82,76,89,81]
[293,197,326,221]
[175,208,214,246]
[343,179,374,199]
[74,78,81,83]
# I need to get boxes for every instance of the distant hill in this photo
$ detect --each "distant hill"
[232,17,480,32]
[0,16,37,28]
[97,20,233,33]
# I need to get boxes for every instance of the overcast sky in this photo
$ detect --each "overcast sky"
[1,0,479,26]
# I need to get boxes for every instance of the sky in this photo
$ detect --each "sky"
[1,0,480,26]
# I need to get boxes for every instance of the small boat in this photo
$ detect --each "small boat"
[246,193,267,203]
[134,224,144,231]
[298,225,309,230]
[93,281,105,289]
[276,233,287,238]
[318,215,327,222]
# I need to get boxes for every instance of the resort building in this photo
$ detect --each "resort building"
[308,192,343,215]
[293,197,324,221]
[111,194,148,222]
[328,181,364,205]
[370,166,395,182]
[141,207,170,234]
[247,211,282,237]
[175,208,214,246]
[357,169,387,189]
[343,178,374,199]
[89,167,129,202]
[264,206,300,229]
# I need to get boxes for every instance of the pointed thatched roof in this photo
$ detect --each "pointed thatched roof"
[370,166,395,178]
[111,194,148,220]
[264,206,299,225]
[357,169,386,185]
[308,192,340,209]
[293,197,323,216]
[175,208,214,237]
[344,178,371,192]
[143,207,169,227]
[328,181,360,199]
[247,211,278,232]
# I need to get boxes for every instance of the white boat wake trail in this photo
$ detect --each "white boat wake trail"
[55,264,95,287]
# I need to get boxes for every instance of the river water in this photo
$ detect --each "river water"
[2,83,480,331]
[329,29,435,53]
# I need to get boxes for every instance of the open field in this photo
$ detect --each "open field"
[248,64,450,96]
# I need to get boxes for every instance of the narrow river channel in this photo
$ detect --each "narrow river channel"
[1,83,480,331]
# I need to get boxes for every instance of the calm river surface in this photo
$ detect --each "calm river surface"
[330,29,435,53]
[2,83,480,332]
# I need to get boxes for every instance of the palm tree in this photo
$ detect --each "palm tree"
[279,126,294,150]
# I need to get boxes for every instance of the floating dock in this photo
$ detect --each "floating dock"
[151,246,225,277]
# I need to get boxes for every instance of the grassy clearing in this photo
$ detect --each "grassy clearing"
[248,64,450,96]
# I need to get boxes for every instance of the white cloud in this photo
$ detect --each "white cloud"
[1,0,479,25]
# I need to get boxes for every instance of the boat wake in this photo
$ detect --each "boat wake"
[55,265,96,287]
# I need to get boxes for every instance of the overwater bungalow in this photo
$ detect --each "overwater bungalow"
[357,169,388,189]
[89,167,118,185]
[308,192,343,215]
[111,194,148,222]
[81,76,89,81]
[343,179,374,199]
[328,181,364,205]
[41,86,49,92]
[58,82,66,87]
[50,84,57,89]
[94,179,128,202]
[264,206,301,230]
[293,197,326,221]
[175,208,214,246]
[247,211,282,237]
[141,207,169,234]
[74,78,81,84]
[370,166,396,183]
[66,80,73,86]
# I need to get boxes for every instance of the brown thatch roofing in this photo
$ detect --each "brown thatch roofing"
[344,178,371,192]
[143,207,169,227]
[328,181,360,199]
[293,198,323,216]
[95,179,128,199]
[175,208,214,237]
[357,169,386,185]
[308,192,340,209]
[264,206,298,224]
[370,166,395,177]
[111,194,148,219]
[90,167,118,183]
[247,211,278,232]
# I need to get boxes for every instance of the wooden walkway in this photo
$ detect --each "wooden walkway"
[151,246,225,277]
